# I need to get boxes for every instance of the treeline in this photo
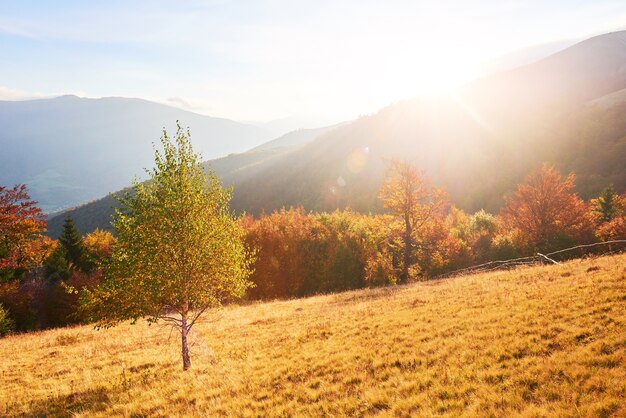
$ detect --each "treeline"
[1,163,625,334]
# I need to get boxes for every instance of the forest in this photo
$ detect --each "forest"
[1,158,624,335]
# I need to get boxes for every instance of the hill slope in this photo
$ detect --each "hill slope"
[49,31,626,234]
[2,254,625,416]
[45,125,338,237]
[228,30,626,214]
[0,95,272,213]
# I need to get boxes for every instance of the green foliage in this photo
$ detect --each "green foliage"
[58,216,92,272]
[469,210,498,263]
[0,303,14,337]
[592,184,620,224]
[82,123,253,328]
[44,246,71,281]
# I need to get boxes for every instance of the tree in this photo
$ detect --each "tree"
[591,184,623,224]
[58,216,91,272]
[0,184,48,281]
[83,229,115,267]
[501,164,593,252]
[0,303,14,337]
[593,188,626,242]
[378,160,447,283]
[468,210,498,263]
[82,123,253,370]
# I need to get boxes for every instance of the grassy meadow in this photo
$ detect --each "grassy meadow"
[2,254,625,417]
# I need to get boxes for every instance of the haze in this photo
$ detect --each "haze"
[2,0,626,127]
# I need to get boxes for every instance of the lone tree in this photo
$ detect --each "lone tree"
[378,160,446,283]
[82,123,253,370]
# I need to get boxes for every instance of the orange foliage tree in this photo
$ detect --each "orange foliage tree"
[242,208,397,299]
[0,184,51,281]
[500,164,593,253]
[242,208,325,298]
[378,160,447,283]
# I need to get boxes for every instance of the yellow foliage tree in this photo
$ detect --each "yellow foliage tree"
[378,160,447,283]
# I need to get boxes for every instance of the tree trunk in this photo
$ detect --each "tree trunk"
[181,314,191,371]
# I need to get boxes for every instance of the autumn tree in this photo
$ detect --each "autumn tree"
[0,184,49,281]
[378,160,447,283]
[242,208,396,299]
[83,229,115,267]
[500,164,593,252]
[81,123,253,370]
[468,210,498,263]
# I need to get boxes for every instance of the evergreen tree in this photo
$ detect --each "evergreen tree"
[43,245,71,281]
[58,216,90,272]
[592,184,619,224]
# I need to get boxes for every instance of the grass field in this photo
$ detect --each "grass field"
[2,254,625,417]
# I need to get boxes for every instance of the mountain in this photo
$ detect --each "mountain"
[47,31,626,236]
[0,95,272,213]
[482,39,577,74]
[46,123,343,237]
[229,31,626,213]
[251,123,345,151]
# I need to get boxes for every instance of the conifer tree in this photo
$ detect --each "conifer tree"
[58,216,89,271]
[592,184,620,224]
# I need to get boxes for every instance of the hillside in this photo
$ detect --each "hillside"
[0,95,272,213]
[2,254,624,416]
[251,123,344,151]
[45,130,330,237]
[47,31,626,235]
[228,31,626,215]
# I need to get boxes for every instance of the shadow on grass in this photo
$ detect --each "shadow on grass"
[9,387,111,418]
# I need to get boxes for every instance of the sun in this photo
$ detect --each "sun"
[416,47,483,95]
[378,40,484,99]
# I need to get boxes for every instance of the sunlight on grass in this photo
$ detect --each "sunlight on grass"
[2,254,625,417]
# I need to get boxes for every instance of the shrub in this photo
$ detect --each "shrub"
[0,303,15,337]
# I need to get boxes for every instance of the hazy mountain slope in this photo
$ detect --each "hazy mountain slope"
[0,95,271,212]
[461,31,626,118]
[45,121,344,237]
[252,123,344,151]
[589,87,626,108]
[45,147,289,237]
[47,31,626,235]
[229,31,626,214]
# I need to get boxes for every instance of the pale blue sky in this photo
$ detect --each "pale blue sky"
[1,1,625,125]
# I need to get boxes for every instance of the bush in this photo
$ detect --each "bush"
[242,208,397,299]
[0,303,15,337]
[0,280,36,331]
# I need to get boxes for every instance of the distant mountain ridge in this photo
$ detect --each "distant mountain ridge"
[47,31,626,237]
[0,95,273,213]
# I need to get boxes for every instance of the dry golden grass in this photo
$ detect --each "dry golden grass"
[2,254,625,417]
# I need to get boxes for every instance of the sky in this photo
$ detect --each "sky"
[1,0,625,126]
